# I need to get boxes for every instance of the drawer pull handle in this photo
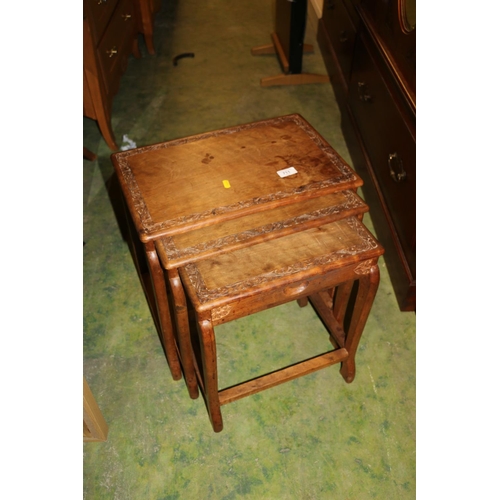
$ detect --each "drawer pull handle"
[357,82,372,102]
[122,14,132,21]
[388,152,407,182]
[283,282,309,296]
[339,31,348,43]
[97,0,107,4]
[106,46,118,58]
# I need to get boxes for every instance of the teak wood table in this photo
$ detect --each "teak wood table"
[111,114,364,399]
[174,216,384,432]
[155,190,369,400]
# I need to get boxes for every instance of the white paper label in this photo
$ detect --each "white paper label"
[277,167,298,178]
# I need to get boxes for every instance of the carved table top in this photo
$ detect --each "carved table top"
[179,216,384,311]
[112,114,363,243]
[155,189,368,269]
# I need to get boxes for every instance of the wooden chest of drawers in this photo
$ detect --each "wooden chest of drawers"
[321,0,357,90]
[83,0,161,151]
[348,31,415,276]
[317,0,416,311]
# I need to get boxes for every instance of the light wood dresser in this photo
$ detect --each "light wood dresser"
[83,0,161,151]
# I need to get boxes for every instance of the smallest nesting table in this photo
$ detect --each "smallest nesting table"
[173,216,384,432]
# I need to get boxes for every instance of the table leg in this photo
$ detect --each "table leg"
[196,313,224,432]
[333,280,354,326]
[167,268,199,399]
[297,297,308,307]
[340,264,380,383]
[144,241,183,381]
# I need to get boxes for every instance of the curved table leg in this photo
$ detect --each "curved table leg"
[96,112,118,151]
[297,297,308,308]
[144,241,183,381]
[167,268,199,399]
[197,313,223,432]
[333,280,354,327]
[340,264,380,383]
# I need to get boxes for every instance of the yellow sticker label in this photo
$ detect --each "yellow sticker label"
[222,180,231,188]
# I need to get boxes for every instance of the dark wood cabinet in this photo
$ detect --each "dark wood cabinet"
[321,0,357,88]
[317,0,416,311]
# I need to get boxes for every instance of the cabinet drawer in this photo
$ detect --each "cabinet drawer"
[85,0,120,42]
[348,36,415,273]
[322,0,356,84]
[356,3,416,99]
[96,0,137,96]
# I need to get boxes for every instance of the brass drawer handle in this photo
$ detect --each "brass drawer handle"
[106,46,118,58]
[357,82,372,102]
[122,14,132,21]
[339,30,348,43]
[388,152,407,182]
[97,0,107,4]
[283,282,309,296]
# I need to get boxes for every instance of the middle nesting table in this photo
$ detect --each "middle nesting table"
[111,114,365,399]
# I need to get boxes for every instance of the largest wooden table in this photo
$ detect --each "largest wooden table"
[111,114,364,398]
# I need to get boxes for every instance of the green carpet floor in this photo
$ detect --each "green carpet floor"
[83,1,416,498]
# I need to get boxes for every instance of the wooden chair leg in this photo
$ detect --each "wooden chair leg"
[197,314,224,432]
[144,242,183,381]
[167,268,199,399]
[340,265,380,383]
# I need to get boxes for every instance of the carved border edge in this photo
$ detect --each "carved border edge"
[354,259,377,275]
[114,115,359,235]
[160,190,367,261]
[183,217,381,304]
